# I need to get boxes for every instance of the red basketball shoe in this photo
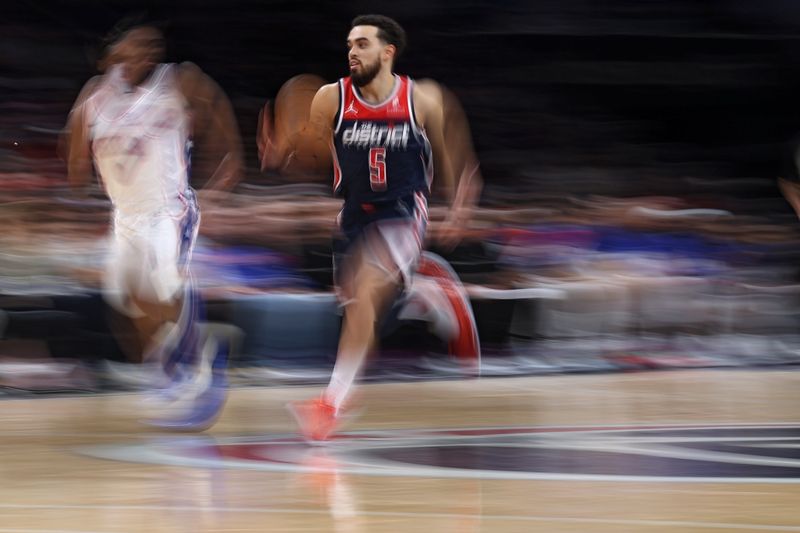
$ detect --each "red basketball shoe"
[416,252,481,375]
[287,396,339,442]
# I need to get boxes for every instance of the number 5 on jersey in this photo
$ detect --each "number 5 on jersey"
[369,147,387,191]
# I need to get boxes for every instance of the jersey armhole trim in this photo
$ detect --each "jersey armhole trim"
[334,79,345,134]
[407,77,424,138]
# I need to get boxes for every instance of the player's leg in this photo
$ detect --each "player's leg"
[101,229,168,387]
[331,251,401,401]
[140,207,228,430]
[289,245,401,441]
[415,252,481,374]
[129,212,195,367]
[128,290,191,374]
[101,208,217,411]
[289,197,425,441]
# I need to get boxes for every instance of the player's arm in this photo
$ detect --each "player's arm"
[780,177,800,218]
[416,81,482,247]
[778,144,800,218]
[289,82,338,174]
[65,77,100,194]
[437,81,483,213]
[178,62,244,192]
[414,83,456,205]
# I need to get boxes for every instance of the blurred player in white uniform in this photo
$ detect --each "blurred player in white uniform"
[65,16,243,428]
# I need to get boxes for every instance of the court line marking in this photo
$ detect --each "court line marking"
[2,420,796,442]
[77,441,800,483]
[72,423,800,483]
[0,503,798,531]
[7,421,791,439]
[0,529,113,533]
[615,487,790,496]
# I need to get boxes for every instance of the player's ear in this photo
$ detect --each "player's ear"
[383,44,396,63]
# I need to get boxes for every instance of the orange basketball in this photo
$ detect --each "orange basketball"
[258,74,328,176]
[274,74,325,143]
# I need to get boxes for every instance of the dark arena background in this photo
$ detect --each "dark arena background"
[1,1,800,532]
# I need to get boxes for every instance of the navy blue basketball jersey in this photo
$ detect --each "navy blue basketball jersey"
[332,75,433,203]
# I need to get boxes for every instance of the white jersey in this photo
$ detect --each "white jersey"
[86,63,191,218]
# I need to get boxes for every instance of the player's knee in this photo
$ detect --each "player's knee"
[148,264,184,307]
[103,290,147,318]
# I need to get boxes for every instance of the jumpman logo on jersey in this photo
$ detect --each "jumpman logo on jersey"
[345,100,358,115]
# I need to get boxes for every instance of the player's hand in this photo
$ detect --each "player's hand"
[196,188,227,213]
[436,208,469,250]
[257,101,278,172]
[779,177,800,217]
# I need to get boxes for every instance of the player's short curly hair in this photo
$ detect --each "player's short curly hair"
[99,12,167,54]
[351,14,406,60]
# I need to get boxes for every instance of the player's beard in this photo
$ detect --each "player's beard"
[351,58,381,87]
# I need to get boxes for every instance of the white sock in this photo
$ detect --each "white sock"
[325,346,368,412]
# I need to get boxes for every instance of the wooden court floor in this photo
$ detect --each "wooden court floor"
[1,369,799,532]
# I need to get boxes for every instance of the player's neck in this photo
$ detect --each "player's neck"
[133,66,159,88]
[357,71,396,104]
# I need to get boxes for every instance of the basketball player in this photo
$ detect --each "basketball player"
[65,16,243,428]
[282,14,481,441]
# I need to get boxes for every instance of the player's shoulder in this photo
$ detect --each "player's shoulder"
[175,61,206,85]
[410,77,444,124]
[317,82,340,97]
[76,75,104,104]
[412,77,444,107]
[312,82,340,110]
[175,61,222,103]
[177,61,202,74]
[83,74,104,90]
